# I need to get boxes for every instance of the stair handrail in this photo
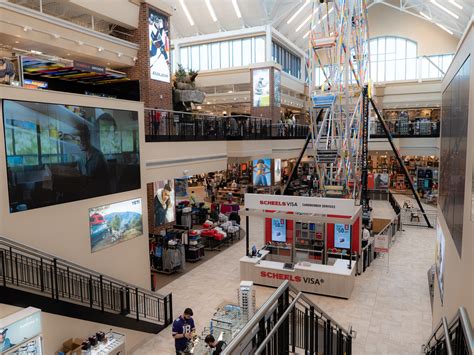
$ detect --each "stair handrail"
[223,280,353,354]
[0,235,168,299]
[423,307,474,354]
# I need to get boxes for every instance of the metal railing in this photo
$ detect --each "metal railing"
[423,307,474,355]
[222,281,354,355]
[370,119,440,138]
[0,236,173,327]
[145,109,309,142]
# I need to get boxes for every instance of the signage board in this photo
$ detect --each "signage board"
[0,307,42,353]
[23,79,48,89]
[244,194,357,216]
[374,234,389,253]
[271,218,286,242]
[73,60,106,74]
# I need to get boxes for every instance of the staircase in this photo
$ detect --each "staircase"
[222,281,354,355]
[0,236,173,334]
[422,307,474,355]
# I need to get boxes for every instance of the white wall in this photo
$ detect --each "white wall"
[368,4,459,55]
[0,87,150,290]
[0,304,153,354]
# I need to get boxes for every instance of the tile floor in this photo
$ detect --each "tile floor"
[133,215,435,355]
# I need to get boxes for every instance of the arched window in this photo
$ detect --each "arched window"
[369,36,418,82]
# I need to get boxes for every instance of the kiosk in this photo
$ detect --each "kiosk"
[240,194,362,299]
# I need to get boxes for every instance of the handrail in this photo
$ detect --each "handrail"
[442,317,454,355]
[254,293,303,354]
[0,236,166,298]
[460,307,474,352]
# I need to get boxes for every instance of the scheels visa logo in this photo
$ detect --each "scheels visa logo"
[260,271,324,285]
[259,200,298,207]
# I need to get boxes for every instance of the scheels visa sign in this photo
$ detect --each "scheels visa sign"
[245,194,357,216]
[260,271,324,286]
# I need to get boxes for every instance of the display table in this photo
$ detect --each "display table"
[240,250,356,299]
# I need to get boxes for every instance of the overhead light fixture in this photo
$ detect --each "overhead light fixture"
[77,41,84,45]
[30,50,42,55]
[179,0,195,26]
[23,26,31,32]
[52,33,60,39]
[117,52,122,57]
[435,22,454,35]
[448,0,462,10]
[296,14,312,32]
[303,30,311,39]
[97,47,104,52]
[287,0,310,24]
[205,0,217,22]
[232,0,242,19]
[14,40,20,44]
[133,56,138,61]
[419,11,431,20]
[430,0,459,19]
[66,53,71,56]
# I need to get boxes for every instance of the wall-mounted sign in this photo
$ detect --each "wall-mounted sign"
[244,194,358,216]
[23,79,48,89]
[73,60,106,74]
[252,69,270,107]
[0,307,42,354]
[149,8,170,83]
[89,198,143,253]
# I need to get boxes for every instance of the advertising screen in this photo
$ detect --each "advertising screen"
[271,218,286,242]
[252,69,270,107]
[89,198,143,253]
[149,9,171,82]
[274,69,281,107]
[334,224,351,249]
[435,222,445,303]
[274,159,282,184]
[374,173,389,189]
[253,159,272,187]
[0,308,42,353]
[153,179,175,227]
[3,100,140,213]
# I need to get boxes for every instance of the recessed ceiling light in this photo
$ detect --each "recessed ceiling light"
[107,62,111,65]
[179,0,195,26]
[448,0,462,10]
[14,41,20,44]
[30,50,42,55]
[419,11,431,20]
[66,53,71,56]
[97,47,104,52]
[430,0,459,19]
[231,0,242,18]
[205,0,218,22]
[296,14,312,32]
[287,0,310,24]
[435,22,454,35]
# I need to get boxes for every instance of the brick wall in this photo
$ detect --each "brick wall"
[124,3,173,111]
[250,67,281,123]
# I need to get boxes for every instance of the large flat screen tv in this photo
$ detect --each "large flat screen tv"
[3,100,140,213]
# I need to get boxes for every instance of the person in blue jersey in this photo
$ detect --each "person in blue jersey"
[172,308,195,354]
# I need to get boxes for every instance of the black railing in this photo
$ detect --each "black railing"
[370,120,440,138]
[0,236,173,327]
[222,281,353,355]
[423,307,474,355]
[145,109,309,142]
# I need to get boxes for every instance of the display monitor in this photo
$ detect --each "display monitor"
[89,198,143,253]
[334,224,351,249]
[253,158,272,187]
[252,69,270,107]
[274,159,282,184]
[3,100,140,213]
[148,9,171,83]
[271,218,286,242]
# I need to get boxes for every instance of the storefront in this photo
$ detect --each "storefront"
[240,194,361,299]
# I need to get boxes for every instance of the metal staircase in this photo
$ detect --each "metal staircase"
[0,236,173,334]
[222,281,354,355]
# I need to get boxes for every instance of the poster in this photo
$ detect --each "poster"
[334,224,351,249]
[149,9,170,82]
[274,159,282,183]
[153,180,175,226]
[435,222,445,303]
[252,69,270,107]
[374,173,389,189]
[89,198,143,253]
[253,159,272,187]
[271,219,286,242]
[274,69,281,107]
[0,308,42,354]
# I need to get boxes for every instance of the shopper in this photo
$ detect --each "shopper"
[362,225,371,248]
[204,334,226,355]
[172,308,196,354]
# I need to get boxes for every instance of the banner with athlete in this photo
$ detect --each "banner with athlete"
[148,9,170,82]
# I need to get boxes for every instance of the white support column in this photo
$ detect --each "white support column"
[265,25,272,62]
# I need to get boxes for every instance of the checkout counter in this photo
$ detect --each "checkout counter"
[240,194,362,299]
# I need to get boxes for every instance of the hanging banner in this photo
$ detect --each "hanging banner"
[148,8,171,83]
[244,194,357,216]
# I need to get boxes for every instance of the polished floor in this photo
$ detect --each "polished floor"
[133,214,436,355]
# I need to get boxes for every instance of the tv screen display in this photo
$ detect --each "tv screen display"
[3,100,140,213]
[274,159,282,184]
[253,69,270,107]
[253,158,272,187]
[89,198,143,253]
[334,224,351,249]
[272,218,286,242]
